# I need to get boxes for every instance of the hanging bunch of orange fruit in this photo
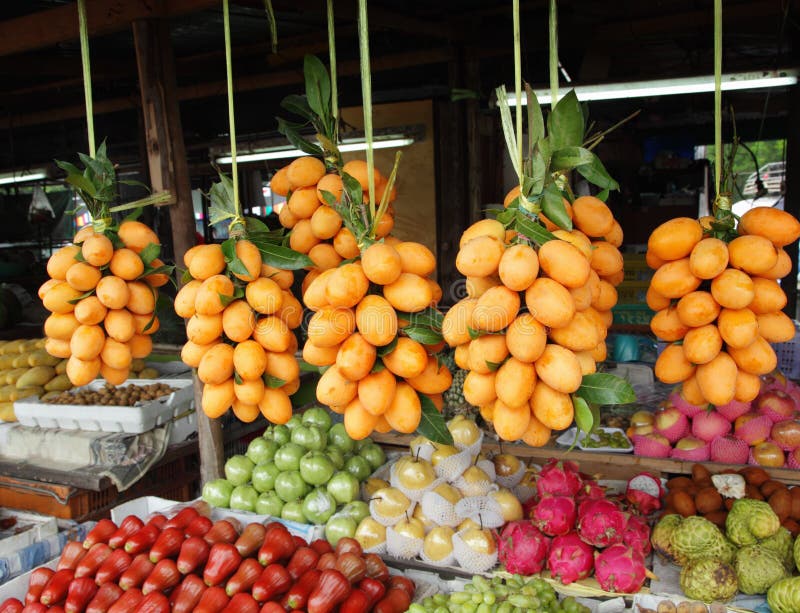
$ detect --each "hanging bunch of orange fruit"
[443,87,635,445]
[271,56,453,443]
[649,205,800,406]
[175,174,311,424]
[41,143,171,386]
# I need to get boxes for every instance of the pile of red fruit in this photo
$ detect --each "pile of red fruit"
[634,374,800,468]
[0,505,414,613]
[497,460,653,594]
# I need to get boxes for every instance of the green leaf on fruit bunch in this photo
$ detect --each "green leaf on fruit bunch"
[514,209,556,245]
[403,325,443,346]
[298,358,324,374]
[397,307,443,331]
[370,360,386,373]
[280,94,316,123]
[416,392,454,446]
[525,83,544,159]
[551,146,596,172]
[180,267,193,284]
[304,55,331,129]
[541,184,573,231]
[485,358,507,372]
[208,174,237,226]
[576,155,619,191]
[596,189,610,203]
[138,242,161,266]
[67,289,95,305]
[318,189,338,207]
[250,241,313,271]
[276,118,325,157]
[264,374,287,389]
[218,286,245,308]
[376,336,398,357]
[548,90,584,151]
[221,238,251,277]
[572,395,595,436]
[123,205,143,223]
[493,207,517,227]
[245,216,271,234]
[575,373,636,405]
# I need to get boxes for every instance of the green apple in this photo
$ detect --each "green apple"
[229,485,259,512]
[326,471,360,504]
[302,407,332,431]
[302,488,337,524]
[247,437,278,465]
[339,501,370,524]
[345,455,372,481]
[286,415,303,430]
[326,446,346,470]
[224,455,255,486]
[255,491,284,517]
[299,451,336,486]
[271,425,291,446]
[355,437,374,451]
[328,423,355,454]
[359,444,386,471]
[325,515,358,547]
[291,425,327,451]
[281,500,307,523]
[274,443,305,471]
[275,470,309,502]
[251,462,282,493]
[202,478,234,508]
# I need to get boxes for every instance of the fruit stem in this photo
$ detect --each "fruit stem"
[327,0,338,147]
[222,0,244,222]
[357,0,376,222]
[548,0,559,106]
[77,0,96,157]
[512,0,523,190]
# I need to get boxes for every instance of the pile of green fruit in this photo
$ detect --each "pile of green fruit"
[202,407,386,542]
[408,574,590,613]
[580,428,631,449]
[653,498,799,603]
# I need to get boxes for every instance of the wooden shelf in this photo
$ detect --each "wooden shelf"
[371,432,800,485]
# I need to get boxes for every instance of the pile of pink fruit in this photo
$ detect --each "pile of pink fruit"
[632,374,800,467]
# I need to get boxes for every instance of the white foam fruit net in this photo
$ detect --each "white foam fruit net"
[494,461,527,489]
[513,481,537,504]
[369,498,416,527]
[420,490,462,527]
[389,463,442,502]
[453,529,499,573]
[387,526,424,559]
[452,472,493,497]
[363,541,388,556]
[476,458,496,482]
[454,493,504,529]
[433,449,472,481]
[410,439,437,462]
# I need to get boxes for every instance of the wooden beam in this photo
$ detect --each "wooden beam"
[0,0,220,58]
[0,47,453,129]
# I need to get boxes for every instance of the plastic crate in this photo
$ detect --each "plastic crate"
[611,304,654,326]
[623,254,653,283]
[775,322,800,379]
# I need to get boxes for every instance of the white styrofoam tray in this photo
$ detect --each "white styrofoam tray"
[555,427,633,453]
[0,510,58,558]
[13,379,194,434]
[110,496,324,543]
[0,558,56,601]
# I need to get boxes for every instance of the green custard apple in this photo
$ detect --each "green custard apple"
[734,545,789,595]
[726,498,780,546]
[768,577,800,613]
[680,557,738,602]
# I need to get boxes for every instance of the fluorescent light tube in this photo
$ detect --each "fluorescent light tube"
[507,69,799,106]
[0,170,47,186]
[216,136,415,164]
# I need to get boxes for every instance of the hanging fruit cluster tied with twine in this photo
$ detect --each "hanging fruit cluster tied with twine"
[649,0,800,409]
[41,153,172,388]
[444,85,634,445]
[272,49,453,444]
[175,0,312,425]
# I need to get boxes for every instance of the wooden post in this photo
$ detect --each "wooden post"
[783,84,799,319]
[133,18,224,483]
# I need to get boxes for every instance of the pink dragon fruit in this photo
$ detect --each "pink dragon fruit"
[622,514,652,556]
[547,532,594,585]
[532,496,577,536]
[716,399,751,422]
[577,499,626,548]
[496,521,550,575]
[625,473,664,516]
[536,459,583,499]
[576,480,606,504]
[594,544,649,593]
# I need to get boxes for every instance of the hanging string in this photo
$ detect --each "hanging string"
[513,0,523,189]
[357,0,376,221]
[77,0,96,157]
[263,0,278,54]
[713,0,724,209]
[223,0,243,224]
[549,0,559,106]
[327,0,338,146]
